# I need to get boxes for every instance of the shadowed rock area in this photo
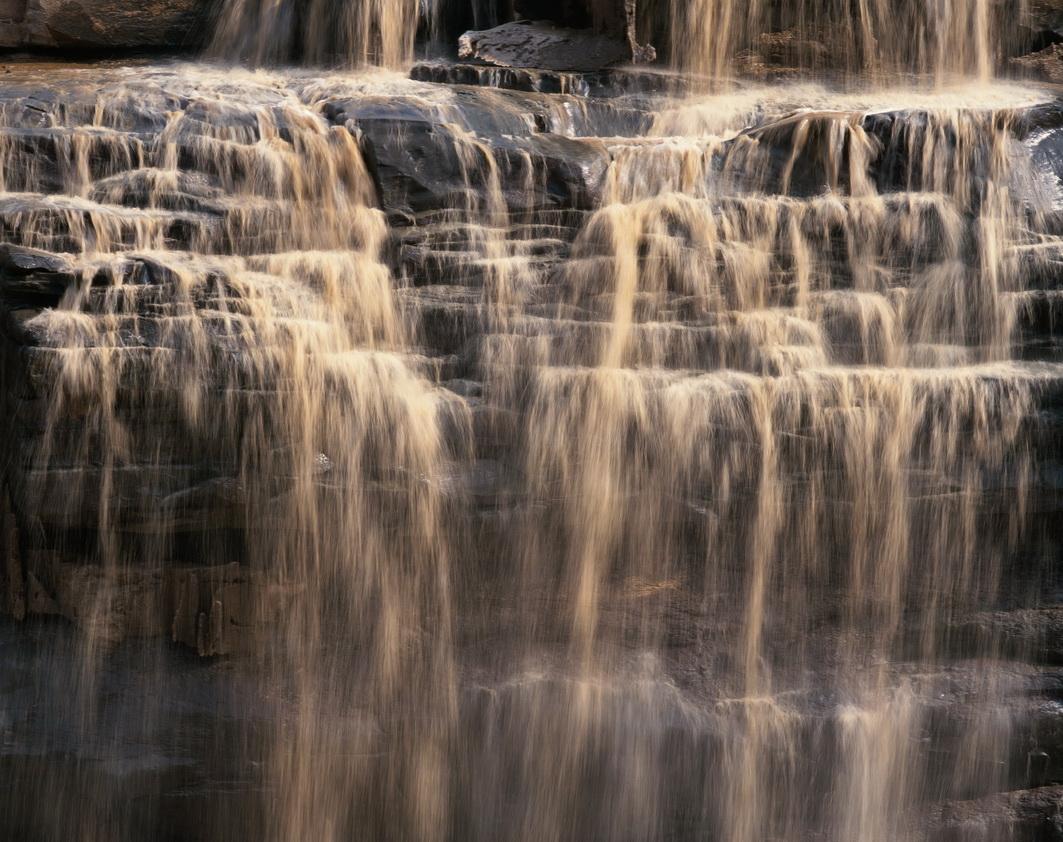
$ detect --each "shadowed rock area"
[0,0,209,50]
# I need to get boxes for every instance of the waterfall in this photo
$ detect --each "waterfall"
[210,0,1013,77]
[210,0,431,67]
[667,0,1005,81]
[1,4,1062,842]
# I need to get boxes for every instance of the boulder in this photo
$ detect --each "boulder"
[459,20,633,72]
[327,88,612,218]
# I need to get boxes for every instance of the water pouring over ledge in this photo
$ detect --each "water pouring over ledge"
[210,0,427,68]
[1,2,1063,841]
[211,0,1017,82]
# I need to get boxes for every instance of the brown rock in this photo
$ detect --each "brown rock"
[460,0,656,73]
[2,489,25,621]
[171,564,298,657]
[24,570,58,615]
[927,785,1063,841]
[1011,42,1063,81]
[1,0,209,50]
[460,20,632,71]
[1029,0,1063,34]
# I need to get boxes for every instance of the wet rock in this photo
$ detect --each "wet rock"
[862,104,1057,194]
[410,60,688,100]
[90,169,223,213]
[1,489,25,621]
[6,555,295,654]
[469,402,520,459]
[495,133,611,209]
[0,242,73,277]
[1013,290,1063,360]
[952,608,1063,665]
[3,0,210,51]
[24,570,58,615]
[927,785,1063,841]
[170,563,294,657]
[0,58,1062,841]
[459,20,636,73]
[1012,42,1063,81]
[159,477,248,532]
[0,244,76,334]
[442,378,483,398]
[50,562,172,643]
[1028,0,1063,37]
[734,28,833,80]
[753,28,831,67]
[0,244,75,307]
[445,459,521,506]
[10,463,204,530]
[406,288,483,352]
[353,118,470,217]
[333,91,610,218]
[412,60,598,95]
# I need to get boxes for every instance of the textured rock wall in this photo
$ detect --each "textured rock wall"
[0,0,210,50]
[0,0,644,56]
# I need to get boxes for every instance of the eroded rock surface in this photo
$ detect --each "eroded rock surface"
[459,20,636,71]
[0,0,210,50]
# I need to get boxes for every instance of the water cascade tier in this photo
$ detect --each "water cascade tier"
[211,0,426,67]
[1,30,1063,842]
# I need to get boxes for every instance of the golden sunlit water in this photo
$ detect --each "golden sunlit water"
[1,3,1062,841]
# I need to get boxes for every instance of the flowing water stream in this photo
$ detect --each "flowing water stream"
[1,3,1062,842]
[666,0,1002,81]
[211,0,428,67]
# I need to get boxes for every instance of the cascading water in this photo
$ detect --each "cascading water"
[211,0,429,67]
[666,0,1003,81]
[1,3,1062,842]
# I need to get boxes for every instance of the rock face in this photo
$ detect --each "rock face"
[460,0,656,70]
[459,20,636,71]
[1012,42,1063,80]
[0,0,210,50]
[1029,0,1063,33]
